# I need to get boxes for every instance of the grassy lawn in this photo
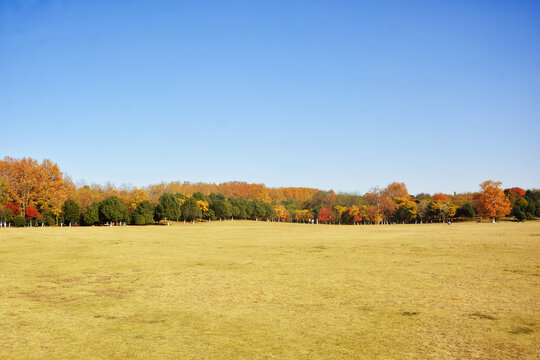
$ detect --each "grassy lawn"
[0,221,538,359]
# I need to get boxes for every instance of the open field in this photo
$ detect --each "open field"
[0,222,538,359]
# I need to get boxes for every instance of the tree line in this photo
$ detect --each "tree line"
[0,156,538,227]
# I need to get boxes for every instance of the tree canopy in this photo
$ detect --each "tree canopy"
[473,181,512,221]
[0,156,537,226]
[158,193,181,221]
[62,200,80,225]
[131,200,155,225]
[181,197,202,221]
[99,196,128,224]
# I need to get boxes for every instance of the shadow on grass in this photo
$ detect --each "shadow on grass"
[401,311,419,316]
[469,312,497,320]
[509,327,534,335]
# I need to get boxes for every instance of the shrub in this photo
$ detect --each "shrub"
[13,215,26,227]
[41,212,56,226]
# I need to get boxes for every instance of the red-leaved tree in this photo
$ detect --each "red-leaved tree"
[318,207,329,223]
[433,193,448,202]
[25,205,41,220]
[5,202,20,217]
[318,207,335,223]
[505,187,526,197]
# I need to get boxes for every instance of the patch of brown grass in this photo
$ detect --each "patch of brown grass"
[0,221,538,359]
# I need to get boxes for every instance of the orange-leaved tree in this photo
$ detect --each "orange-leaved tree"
[383,182,409,199]
[0,157,68,216]
[432,193,448,202]
[473,180,511,222]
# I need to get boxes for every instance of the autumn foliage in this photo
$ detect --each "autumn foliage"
[433,193,448,202]
[506,187,526,197]
[317,207,336,223]
[473,181,512,220]
[0,156,537,226]
[0,157,73,220]
[25,205,41,219]
[5,202,20,217]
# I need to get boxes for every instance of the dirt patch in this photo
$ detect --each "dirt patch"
[91,288,132,299]
[94,314,117,320]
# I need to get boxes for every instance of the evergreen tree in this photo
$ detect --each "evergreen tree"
[181,197,202,221]
[229,197,247,219]
[131,200,155,225]
[62,200,80,225]
[210,198,232,219]
[456,202,475,219]
[99,196,128,224]
[511,205,527,221]
[154,204,164,223]
[158,193,181,221]
[82,202,100,225]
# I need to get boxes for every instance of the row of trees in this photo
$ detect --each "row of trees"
[46,192,275,226]
[505,187,540,221]
[271,181,520,225]
[146,181,319,204]
[1,156,538,226]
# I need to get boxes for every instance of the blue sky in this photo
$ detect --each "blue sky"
[1,0,539,194]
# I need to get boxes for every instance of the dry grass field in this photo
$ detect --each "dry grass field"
[0,221,538,359]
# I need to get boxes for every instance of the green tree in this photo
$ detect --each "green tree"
[131,200,155,225]
[154,204,164,223]
[510,197,528,221]
[0,207,13,224]
[229,197,248,219]
[192,192,207,201]
[456,202,475,219]
[41,211,56,226]
[13,215,26,227]
[82,202,100,225]
[512,204,527,221]
[524,190,540,218]
[62,200,80,225]
[262,202,274,219]
[282,199,300,220]
[250,199,265,219]
[99,196,128,224]
[158,193,181,221]
[181,197,202,221]
[210,194,232,219]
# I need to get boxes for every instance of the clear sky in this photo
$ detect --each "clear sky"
[1,0,539,194]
